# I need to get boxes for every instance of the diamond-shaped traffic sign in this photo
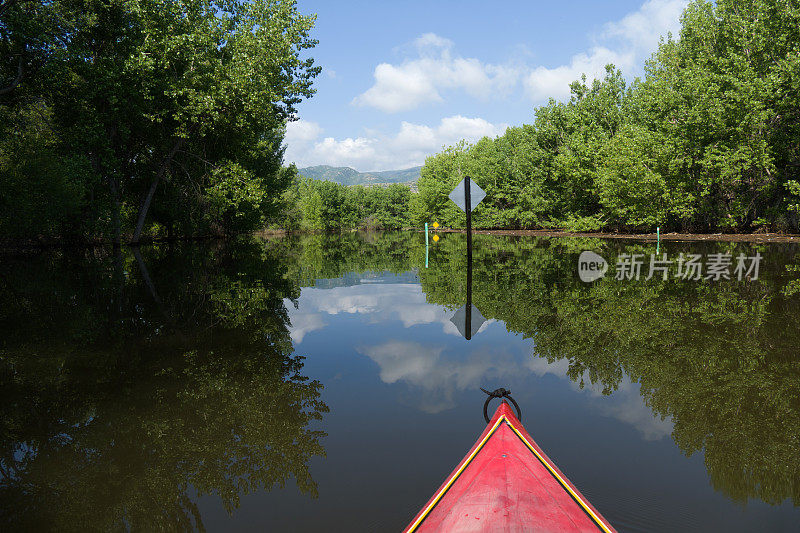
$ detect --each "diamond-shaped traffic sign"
[450,304,487,339]
[448,178,486,213]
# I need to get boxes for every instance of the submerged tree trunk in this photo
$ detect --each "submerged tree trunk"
[131,138,185,243]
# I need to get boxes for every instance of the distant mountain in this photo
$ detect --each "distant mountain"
[298,165,421,188]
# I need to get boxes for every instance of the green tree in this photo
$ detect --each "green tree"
[0,0,320,242]
[417,67,626,231]
[416,1,800,233]
[300,182,325,230]
[598,123,695,227]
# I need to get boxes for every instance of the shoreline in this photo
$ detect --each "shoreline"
[429,228,800,244]
[3,228,800,250]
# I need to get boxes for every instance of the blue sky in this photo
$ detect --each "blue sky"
[285,0,689,171]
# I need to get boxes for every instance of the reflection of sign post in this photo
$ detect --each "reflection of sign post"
[451,304,487,339]
[448,177,486,340]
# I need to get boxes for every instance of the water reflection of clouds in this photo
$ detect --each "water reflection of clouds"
[360,337,673,440]
[287,312,327,344]
[580,378,673,441]
[525,357,672,440]
[285,285,494,340]
[288,282,673,440]
[357,341,519,413]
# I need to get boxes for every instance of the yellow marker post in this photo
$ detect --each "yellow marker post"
[432,222,439,229]
[433,235,439,242]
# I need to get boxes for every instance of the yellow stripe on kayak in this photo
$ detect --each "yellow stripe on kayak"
[407,415,614,533]
[506,419,614,533]
[406,415,505,532]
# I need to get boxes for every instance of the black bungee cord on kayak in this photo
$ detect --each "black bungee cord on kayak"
[481,387,522,423]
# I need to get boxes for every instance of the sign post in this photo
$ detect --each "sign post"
[447,177,486,340]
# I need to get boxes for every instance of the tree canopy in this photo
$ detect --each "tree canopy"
[417,0,800,233]
[0,0,319,243]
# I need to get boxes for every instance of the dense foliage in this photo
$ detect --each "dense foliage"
[418,0,800,232]
[6,0,798,239]
[0,0,319,243]
[272,177,413,231]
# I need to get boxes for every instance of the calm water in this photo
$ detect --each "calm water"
[1,232,799,532]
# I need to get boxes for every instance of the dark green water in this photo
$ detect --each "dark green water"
[1,232,799,531]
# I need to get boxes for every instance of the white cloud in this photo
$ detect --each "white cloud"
[524,47,634,102]
[601,0,687,55]
[524,0,688,101]
[287,2,689,169]
[284,115,507,171]
[581,378,674,441]
[285,284,498,342]
[288,281,674,437]
[525,356,571,378]
[287,284,470,336]
[437,115,502,139]
[413,32,453,51]
[360,336,674,436]
[312,137,377,168]
[285,119,322,144]
[355,63,441,113]
[353,32,521,113]
[354,2,687,111]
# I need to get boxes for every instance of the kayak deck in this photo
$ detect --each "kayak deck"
[403,402,616,533]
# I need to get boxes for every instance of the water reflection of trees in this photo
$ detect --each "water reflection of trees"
[2,232,798,521]
[416,235,800,507]
[268,232,800,506]
[0,241,328,531]
[263,231,421,286]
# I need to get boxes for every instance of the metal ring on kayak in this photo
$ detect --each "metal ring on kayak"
[481,387,522,423]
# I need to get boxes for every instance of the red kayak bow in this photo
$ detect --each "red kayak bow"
[403,399,616,532]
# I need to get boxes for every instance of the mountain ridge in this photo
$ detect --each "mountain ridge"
[297,165,421,187]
